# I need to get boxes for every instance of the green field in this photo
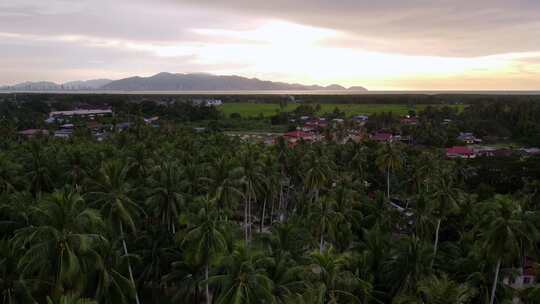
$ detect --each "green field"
[220,103,465,118]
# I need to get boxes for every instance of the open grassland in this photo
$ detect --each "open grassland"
[220,102,465,118]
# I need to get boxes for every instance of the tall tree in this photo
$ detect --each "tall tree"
[431,166,460,267]
[146,161,184,234]
[210,244,274,304]
[375,143,403,199]
[477,195,539,304]
[90,160,143,304]
[14,189,105,299]
[182,196,227,304]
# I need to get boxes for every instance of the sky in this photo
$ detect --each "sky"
[1,0,540,90]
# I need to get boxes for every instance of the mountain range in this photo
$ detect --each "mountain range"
[0,73,367,92]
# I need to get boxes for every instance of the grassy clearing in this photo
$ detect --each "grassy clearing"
[219,103,465,118]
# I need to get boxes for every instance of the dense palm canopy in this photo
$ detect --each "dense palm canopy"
[0,119,539,304]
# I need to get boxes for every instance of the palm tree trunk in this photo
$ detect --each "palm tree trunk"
[319,221,325,253]
[431,218,441,268]
[490,258,501,304]
[120,223,141,304]
[386,166,390,199]
[244,191,249,244]
[205,263,210,304]
[270,196,275,227]
[260,198,267,233]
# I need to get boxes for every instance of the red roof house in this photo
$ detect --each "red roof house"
[283,130,314,140]
[446,146,476,158]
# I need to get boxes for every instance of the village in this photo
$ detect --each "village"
[16,100,540,161]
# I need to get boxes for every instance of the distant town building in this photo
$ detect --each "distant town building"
[457,132,482,144]
[400,116,418,125]
[143,116,159,124]
[353,115,369,122]
[519,147,540,156]
[371,132,394,143]
[18,129,49,138]
[54,129,73,139]
[283,130,315,144]
[503,257,537,292]
[49,109,113,119]
[193,99,223,107]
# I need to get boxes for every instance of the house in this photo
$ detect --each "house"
[54,129,73,139]
[116,122,132,131]
[353,115,369,122]
[371,132,394,142]
[143,116,159,124]
[18,129,49,138]
[446,146,476,158]
[503,257,537,290]
[400,116,418,125]
[519,148,540,156]
[193,99,223,107]
[283,130,314,143]
[86,121,103,130]
[49,109,113,120]
[60,124,74,129]
[457,132,482,144]
[474,146,514,157]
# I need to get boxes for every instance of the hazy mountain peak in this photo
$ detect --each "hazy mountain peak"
[101,72,367,92]
[1,73,367,92]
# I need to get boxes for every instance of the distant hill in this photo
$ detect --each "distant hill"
[348,86,369,91]
[101,72,367,91]
[62,79,113,90]
[1,73,367,92]
[0,79,112,91]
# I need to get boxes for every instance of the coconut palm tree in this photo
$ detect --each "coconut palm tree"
[92,239,136,304]
[206,156,244,219]
[303,156,331,208]
[89,160,143,304]
[24,141,53,197]
[431,168,461,267]
[309,196,343,253]
[416,274,476,304]
[13,189,106,298]
[210,244,274,304]
[383,236,433,297]
[0,152,20,194]
[239,147,266,243]
[46,295,97,304]
[375,143,403,199]
[0,238,36,304]
[146,160,185,234]
[477,195,539,304]
[182,196,227,304]
[306,249,364,303]
[135,224,176,302]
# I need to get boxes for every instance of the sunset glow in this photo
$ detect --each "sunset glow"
[1,0,540,90]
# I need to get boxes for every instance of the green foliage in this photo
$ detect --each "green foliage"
[0,108,539,303]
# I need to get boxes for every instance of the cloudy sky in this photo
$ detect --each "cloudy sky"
[1,0,540,90]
